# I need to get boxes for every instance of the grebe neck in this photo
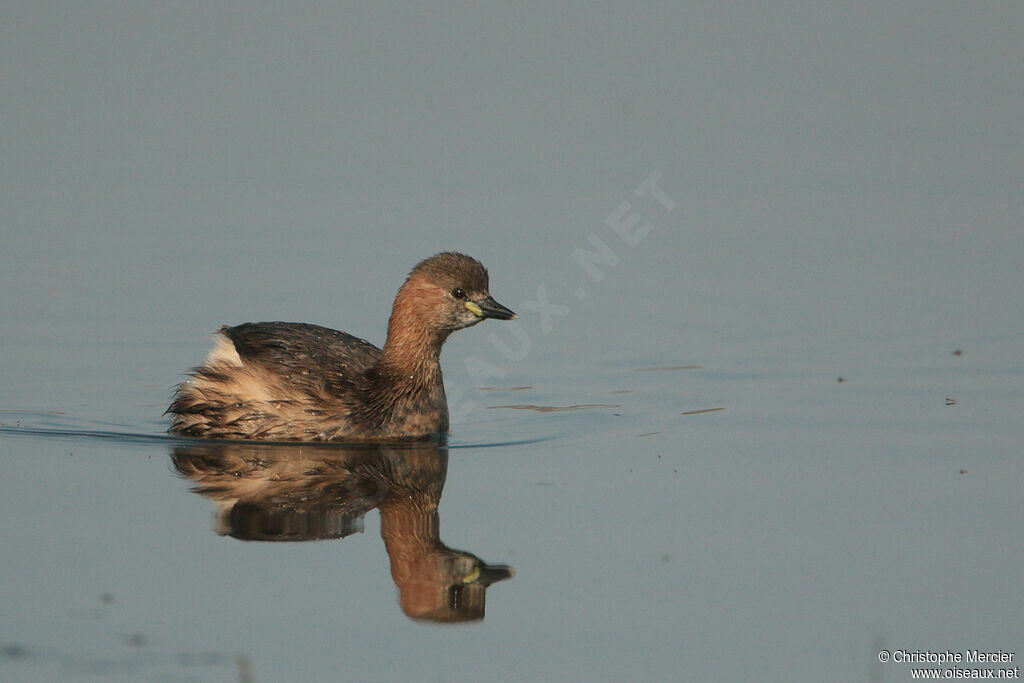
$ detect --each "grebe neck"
[378,280,449,383]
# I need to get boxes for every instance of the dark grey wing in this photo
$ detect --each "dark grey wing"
[221,322,382,396]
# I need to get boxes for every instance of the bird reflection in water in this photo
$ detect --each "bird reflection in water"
[170,441,514,622]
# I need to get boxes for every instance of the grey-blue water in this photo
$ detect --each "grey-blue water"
[2,4,1022,681]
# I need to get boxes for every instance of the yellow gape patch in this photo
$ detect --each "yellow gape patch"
[465,301,483,317]
[462,566,481,584]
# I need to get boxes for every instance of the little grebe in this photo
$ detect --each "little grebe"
[168,252,516,441]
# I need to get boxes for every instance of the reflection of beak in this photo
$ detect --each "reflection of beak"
[469,296,517,320]
[473,562,516,586]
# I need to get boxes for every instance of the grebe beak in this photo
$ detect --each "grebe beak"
[471,296,517,320]
[478,562,516,586]
[463,561,516,586]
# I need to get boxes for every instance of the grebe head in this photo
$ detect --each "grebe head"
[396,252,516,335]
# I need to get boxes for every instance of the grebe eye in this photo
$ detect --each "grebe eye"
[452,288,467,300]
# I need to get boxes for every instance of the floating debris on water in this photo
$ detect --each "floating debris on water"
[487,404,620,413]
[1,643,27,659]
[476,386,533,391]
[125,633,148,648]
[681,407,725,416]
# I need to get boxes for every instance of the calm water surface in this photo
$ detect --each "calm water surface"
[3,4,1023,682]
[2,325,1021,681]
